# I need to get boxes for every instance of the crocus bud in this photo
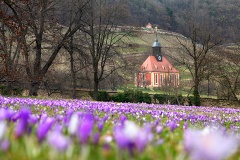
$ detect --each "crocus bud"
[77,113,94,144]
[0,139,9,151]
[0,121,7,140]
[184,127,239,160]
[98,121,104,132]
[68,113,79,135]
[113,120,153,153]
[14,108,31,137]
[120,115,127,123]
[47,131,70,152]
[93,132,100,145]
[37,117,54,142]
[156,125,163,134]
[168,121,177,132]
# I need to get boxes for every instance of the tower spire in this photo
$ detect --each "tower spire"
[152,26,162,61]
[155,27,158,42]
[152,26,160,48]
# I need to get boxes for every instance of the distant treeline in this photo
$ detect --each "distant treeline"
[57,0,240,41]
[123,0,239,41]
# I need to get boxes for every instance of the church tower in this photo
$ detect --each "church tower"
[152,27,162,62]
[135,26,180,88]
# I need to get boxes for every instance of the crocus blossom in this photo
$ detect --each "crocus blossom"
[47,131,70,152]
[98,120,104,132]
[68,113,79,135]
[37,117,55,141]
[93,132,100,145]
[156,125,163,134]
[14,108,31,137]
[113,120,153,152]
[0,139,9,151]
[0,121,7,140]
[167,120,177,132]
[77,113,94,144]
[184,126,239,160]
[0,108,14,121]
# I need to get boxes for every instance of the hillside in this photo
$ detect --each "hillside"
[57,0,240,42]
[122,28,185,62]
[117,27,239,100]
[126,0,240,41]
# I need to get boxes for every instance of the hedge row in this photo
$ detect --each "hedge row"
[0,84,23,96]
[0,86,197,106]
[112,90,152,104]
[90,90,151,104]
[91,90,198,105]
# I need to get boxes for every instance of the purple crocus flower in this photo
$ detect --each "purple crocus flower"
[0,108,14,121]
[39,113,48,124]
[98,120,104,132]
[14,108,31,137]
[103,115,108,122]
[53,124,63,133]
[135,124,153,152]
[167,120,177,132]
[0,109,7,120]
[155,119,160,126]
[15,119,28,137]
[113,120,152,152]
[119,115,127,123]
[28,115,39,125]
[66,109,74,118]
[93,132,100,145]
[47,131,70,152]
[0,139,9,151]
[37,117,54,142]
[184,122,188,130]
[77,113,94,144]
[113,124,129,149]
[63,109,74,125]
[156,125,163,134]
[156,139,164,146]
[184,126,239,160]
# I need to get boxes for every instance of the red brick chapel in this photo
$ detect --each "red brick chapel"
[135,31,179,88]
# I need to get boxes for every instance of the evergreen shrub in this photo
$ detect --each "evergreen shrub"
[90,91,110,102]
[111,89,151,104]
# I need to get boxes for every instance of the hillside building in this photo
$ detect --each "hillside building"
[135,31,179,88]
[146,23,153,29]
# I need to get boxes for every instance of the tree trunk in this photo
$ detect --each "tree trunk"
[68,33,77,99]
[70,52,77,99]
[193,81,201,106]
[6,81,12,95]
[93,68,99,101]
[28,81,40,96]
[93,81,99,101]
[193,58,201,106]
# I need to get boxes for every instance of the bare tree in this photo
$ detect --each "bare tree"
[3,0,89,96]
[0,4,26,95]
[177,25,221,105]
[59,0,89,99]
[173,0,222,106]
[78,0,132,100]
[213,46,240,104]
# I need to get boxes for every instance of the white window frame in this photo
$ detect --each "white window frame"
[155,73,158,84]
